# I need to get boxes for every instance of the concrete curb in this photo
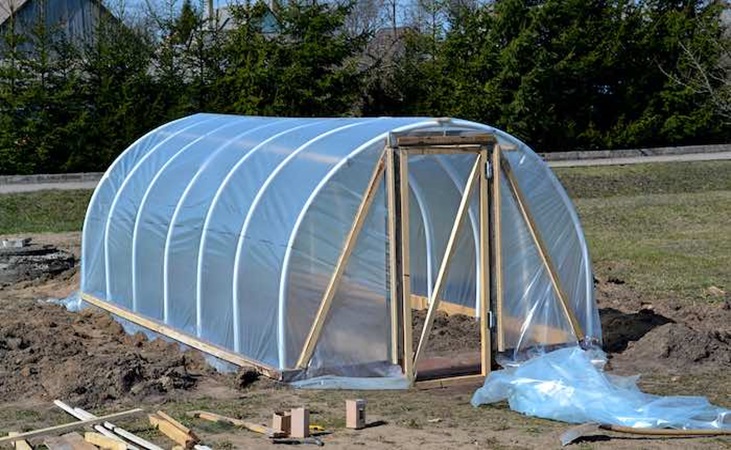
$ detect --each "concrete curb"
[540,143,731,161]
[0,172,104,185]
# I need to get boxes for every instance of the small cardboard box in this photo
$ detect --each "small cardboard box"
[346,399,366,429]
[272,411,291,435]
[290,407,310,438]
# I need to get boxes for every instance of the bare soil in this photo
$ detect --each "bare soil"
[0,232,728,450]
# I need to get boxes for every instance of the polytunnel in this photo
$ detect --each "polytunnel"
[80,113,602,387]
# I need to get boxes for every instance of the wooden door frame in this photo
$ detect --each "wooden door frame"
[389,133,497,386]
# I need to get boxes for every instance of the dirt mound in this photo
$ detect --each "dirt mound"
[411,309,481,355]
[0,301,212,408]
[611,323,731,374]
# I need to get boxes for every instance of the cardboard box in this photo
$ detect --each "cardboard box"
[346,399,366,429]
[290,407,310,438]
[272,411,291,435]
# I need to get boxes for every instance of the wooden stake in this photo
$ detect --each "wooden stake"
[149,414,197,449]
[501,157,585,342]
[296,152,386,369]
[0,409,144,445]
[413,157,481,369]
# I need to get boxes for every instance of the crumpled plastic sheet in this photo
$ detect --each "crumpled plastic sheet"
[471,347,731,430]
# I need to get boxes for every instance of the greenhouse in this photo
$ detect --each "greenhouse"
[80,113,601,387]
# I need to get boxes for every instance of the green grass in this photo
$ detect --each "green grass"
[0,189,91,234]
[555,160,731,302]
[554,160,731,198]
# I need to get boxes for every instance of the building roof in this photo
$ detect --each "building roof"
[0,0,31,27]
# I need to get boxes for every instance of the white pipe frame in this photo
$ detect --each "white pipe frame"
[162,121,284,323]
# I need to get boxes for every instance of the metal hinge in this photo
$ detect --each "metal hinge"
[487,310,495,329]
[485,161,493,179]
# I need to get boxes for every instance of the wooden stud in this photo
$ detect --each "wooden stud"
[84,432,127,450]
[45,432,97,450]
[501,157,585,342]
[79,292,281,379]
[398,149,413,383]
[155,411,193,437]
[397,134,496,147]
[413,157,481,369]
[69,404,163,450]
[296,152,386,369]
[386,144,400,365]
[53,400,134,450]
[186,410,286,438]
[148,414,197,449]
[491,146,505,352]
[479,148,491,376]
[0,409,145,445]
[410,295,475,317]
[7,432,32,450]
[414,373,485,389]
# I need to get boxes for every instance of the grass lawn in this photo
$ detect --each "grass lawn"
[0,189,91,234]
[554,160,731,302]
[1,160,729,302]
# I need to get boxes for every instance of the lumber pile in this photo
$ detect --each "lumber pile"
[1,402,212,450]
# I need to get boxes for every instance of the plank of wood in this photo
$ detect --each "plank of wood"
[491,146,505,352]
[155,411,192,436]
[398,149,414,383]
[7,432,32,450]
[397,134,496,147]
[85,432,127,450]
[186,411,286,438]
[53,400,134,449]
[415,374,485,389]
[479,148,491,377]
[71,406,161,450]
[386,144,400,366]
[0,409,145,445]
[79,292,281,380]
[45,432,97,450]
[148,415,197,449]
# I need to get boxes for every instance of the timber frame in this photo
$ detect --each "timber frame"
[80,131,584,387]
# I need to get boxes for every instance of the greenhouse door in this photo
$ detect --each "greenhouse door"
[386,133,498,386]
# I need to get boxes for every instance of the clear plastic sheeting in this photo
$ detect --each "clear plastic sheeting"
[471,347,731,430]
[81,113,600,386]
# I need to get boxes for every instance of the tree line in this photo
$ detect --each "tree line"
[0,0,728,174]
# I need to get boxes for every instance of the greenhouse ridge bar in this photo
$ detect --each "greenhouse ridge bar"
[81,114,601,388]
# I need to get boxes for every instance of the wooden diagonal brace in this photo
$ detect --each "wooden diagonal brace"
[500,156,585,342]
[296,152,386,369]
[413,156,482,369]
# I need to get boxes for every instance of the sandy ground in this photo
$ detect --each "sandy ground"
[0,232,729,450]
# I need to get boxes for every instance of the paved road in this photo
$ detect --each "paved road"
[0,151,729,194]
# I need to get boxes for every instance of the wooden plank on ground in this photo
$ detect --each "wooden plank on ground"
[148,415,197,449]
[186,411,286,438]
[44,432,97,450]
[84,431,127,450]
[0,409,145,445]
[7,432,32,450]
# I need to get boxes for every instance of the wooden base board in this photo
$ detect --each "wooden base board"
[80,292,282,380]
[414,374,485,389]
